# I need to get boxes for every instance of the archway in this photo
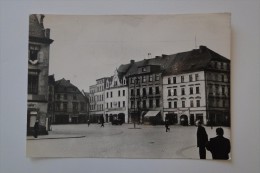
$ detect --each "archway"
[180,114,188,126]
[118,113,125,123]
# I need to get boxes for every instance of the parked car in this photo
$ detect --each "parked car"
[111,118,123,125]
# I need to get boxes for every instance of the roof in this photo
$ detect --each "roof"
[163,46,230,76]
[55,78,77,89]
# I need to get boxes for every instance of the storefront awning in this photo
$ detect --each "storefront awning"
[144,111,160,117]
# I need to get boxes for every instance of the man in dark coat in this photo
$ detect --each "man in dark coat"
[165,119,170,132]
[196,120,208,159]
[33,120,39,138]
[206,127,231,160]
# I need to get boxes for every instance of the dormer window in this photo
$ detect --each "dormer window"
[29,44,41,61]
[142,67,147,72]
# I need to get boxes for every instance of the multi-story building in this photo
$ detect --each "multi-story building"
[163,46,230,126]
[47,74,55,130]
[89,78,109,123]
[27,14,53,135]
[125,56,176,124]
[52,78,88,124]
[104,67,130,123]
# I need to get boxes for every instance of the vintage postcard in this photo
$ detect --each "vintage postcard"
[26,13,231,159]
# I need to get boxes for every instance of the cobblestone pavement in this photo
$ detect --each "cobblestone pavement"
[27,123,231,159]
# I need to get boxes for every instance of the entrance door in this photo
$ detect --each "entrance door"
[180,115,188,126]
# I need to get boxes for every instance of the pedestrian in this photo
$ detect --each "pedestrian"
[87,119,90,127]
[165,119,170,132]
[206,127,231,160]
[100,116,104,127]
[33,120,39,138]
[196,120,208,159]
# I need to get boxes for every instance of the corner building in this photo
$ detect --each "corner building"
[163,46,230,126]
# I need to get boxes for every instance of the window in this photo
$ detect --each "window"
[195,74,199,81]
[137,89,140,96]
[131,89,134,96]
[29,44,40,61]
[80,102,84,111]
[142,76,147,83]
[142,67,146,72]
[149,75,153,82]
[106,103,108,108]
[221,62,224,69]
[223,100,226,107]
[155,74,160,81]
[143,88,147,96]
[222,86,225,95]
[168,78,171,84]
[73,94,77,100]
[57,94,61,100]
[149,99,153,108]
[215,74,218,81]
[73,102,78,112]
[28,73,39,94]
[174,101,177,108]
[196,100,200,107]
[63,102,67,111]
[174,89,177,96]
[173,77,176,84]
[56,102,61,111]
[64,94,67,100]
[123,101,125,107]
[190,100,194,107]
[118,90,120,97]
[222,75,225,82]
[156,99,160,107]
[118,101,120,108]
[110,91,113,98]
[149,87,153,95]
[131,101,134,108]
[181,76,184,83]
[131,78,135,84]
[143,100,147,108]
[196,87,200,94]
[123,90,125,96]
[155,87,160,94]
[216,85,219,95]
[182,101,185,108]
[181,88,185,95]
[110,102,112,108]
[168,89,171,96]
[189,75,193,82]
[190,87,193,95]
[168,102,172,108]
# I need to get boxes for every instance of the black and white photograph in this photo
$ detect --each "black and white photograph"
[26,13,231,159]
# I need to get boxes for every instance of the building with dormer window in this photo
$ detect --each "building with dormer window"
[163,46,230,126]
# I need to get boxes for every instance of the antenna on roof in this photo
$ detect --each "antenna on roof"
[195,35,197,49]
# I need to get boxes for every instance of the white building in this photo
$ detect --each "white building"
[163,46,230,126]
[105,69,129,123]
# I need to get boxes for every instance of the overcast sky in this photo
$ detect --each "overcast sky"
[44,13,230,92]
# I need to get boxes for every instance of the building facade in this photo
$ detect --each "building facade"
[163,46,230,126]
[104,69,129,123]
[89,78,109,123]
[52,78,88,124]
[27,14,53,135]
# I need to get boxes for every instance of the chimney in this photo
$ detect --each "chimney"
[130,60,135,64]
[199,45,207,53]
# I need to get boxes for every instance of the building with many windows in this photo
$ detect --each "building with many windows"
[163,46,230,126]
[104,67,130,123]
[27,14,53,135]
[52,78,89,124]
[89,77,109,123]
[125,56,176,124]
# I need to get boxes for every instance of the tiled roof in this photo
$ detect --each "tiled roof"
[163,46,230,76]
[55,78,77,88]
[29,14,45,38]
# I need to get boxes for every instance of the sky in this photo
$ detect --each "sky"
[44,13,230,92]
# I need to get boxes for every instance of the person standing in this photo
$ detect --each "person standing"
[33,120,39,138]
[87,119,90,127]
[206,127,231,160]
[165,119,170,132]
[100,116,104,127]
[196,120,208,159]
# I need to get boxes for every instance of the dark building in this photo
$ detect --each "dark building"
[125,55,176,125]
[52,78,89,124]
[47,74,55,130]
[27,14,53,135]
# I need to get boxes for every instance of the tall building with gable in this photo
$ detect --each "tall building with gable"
[27,14,53,135]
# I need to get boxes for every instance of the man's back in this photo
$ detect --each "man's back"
[207,136,230,160]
